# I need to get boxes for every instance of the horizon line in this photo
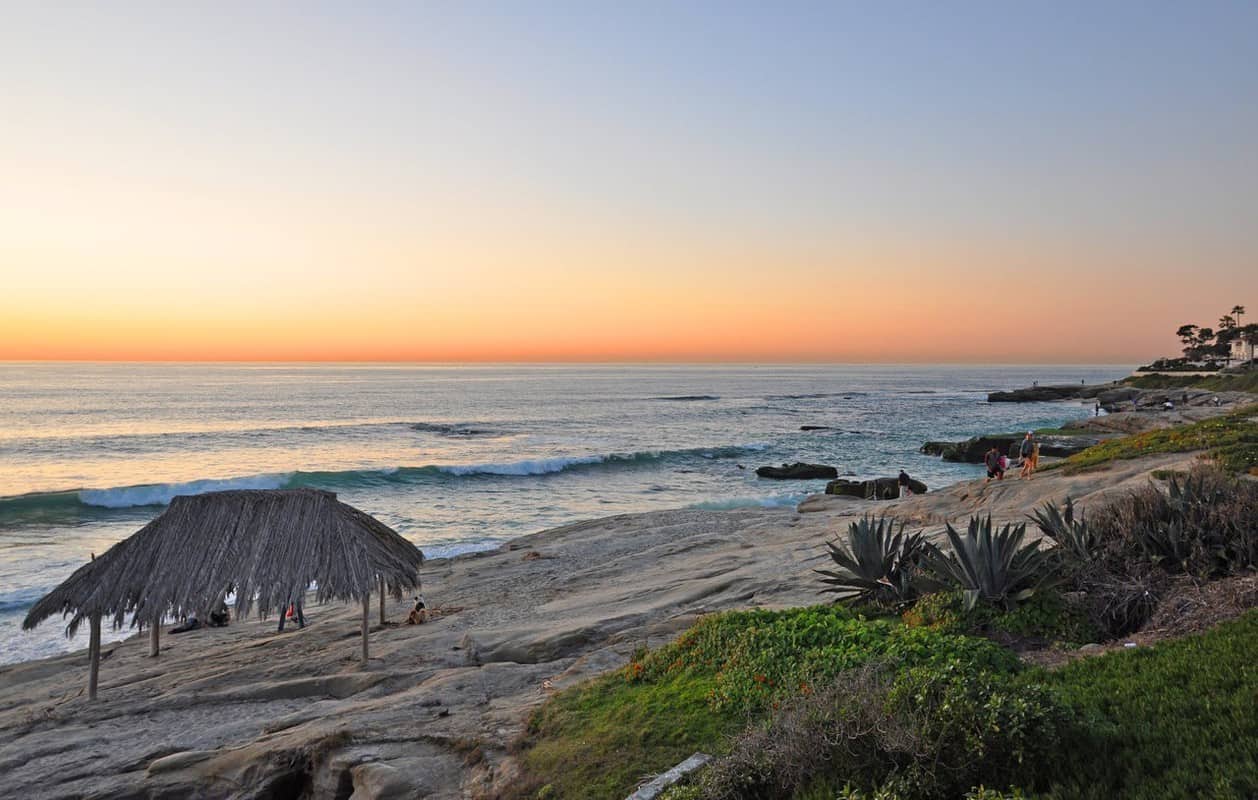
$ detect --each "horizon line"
[1,358,1143,367]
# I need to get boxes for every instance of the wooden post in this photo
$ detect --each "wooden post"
[378,576,386,625]
[149,619,160,658]
[361,592,370,665]
[88,612,102,701]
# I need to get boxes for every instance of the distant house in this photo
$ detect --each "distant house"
[1231,337,1255,364]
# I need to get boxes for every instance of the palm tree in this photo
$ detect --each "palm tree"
[1234,305,1246,329]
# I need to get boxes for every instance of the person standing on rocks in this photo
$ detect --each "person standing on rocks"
[898,470,914,496]
[1019,432,1036,479]
[984,447,1004,483]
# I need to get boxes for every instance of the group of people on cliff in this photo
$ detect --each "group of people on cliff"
[984,432,1039,482]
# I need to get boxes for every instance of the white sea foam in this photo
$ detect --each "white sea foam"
[688,494,807,511]
[78,474,293,509]
[438,455,607,476]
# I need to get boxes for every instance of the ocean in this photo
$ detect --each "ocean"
[0,363,1128,664]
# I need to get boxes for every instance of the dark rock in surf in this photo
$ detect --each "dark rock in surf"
[755,462,839,480]
[824,476,927,499]
[987,386,1083,402]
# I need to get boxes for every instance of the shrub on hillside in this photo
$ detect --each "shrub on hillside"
[904,590,1099,646]
[626,605,1017,715]
[1031,466,1258,636]
[1093,468,1258,578]
[693,662,1068,800]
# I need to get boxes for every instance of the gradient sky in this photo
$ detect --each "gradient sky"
[2,2,1255,362]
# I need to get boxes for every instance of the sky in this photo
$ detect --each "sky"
[1,1,1255,363]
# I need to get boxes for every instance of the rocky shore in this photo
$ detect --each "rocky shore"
[926,381,1254,464]
[0,445,1210,799]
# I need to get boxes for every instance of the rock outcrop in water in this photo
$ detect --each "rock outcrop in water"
[755,463,839,480]
[921,434,1108,463]
[987,383,1117,402]
[824,476,926,499]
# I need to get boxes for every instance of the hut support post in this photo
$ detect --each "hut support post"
[361,593,370,664]
[88,612,102,700]
[149,620,160,658]
[378,576,386,625]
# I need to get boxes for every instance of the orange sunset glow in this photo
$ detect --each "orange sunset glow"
[2,4,1254,363]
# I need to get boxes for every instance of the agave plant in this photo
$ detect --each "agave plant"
[1030,497,1098,564]
[817,515,926,609]
[918,515,1061,611]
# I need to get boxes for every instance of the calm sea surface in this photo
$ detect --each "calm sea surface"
[0,363,1128,663]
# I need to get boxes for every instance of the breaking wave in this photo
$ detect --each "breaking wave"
[0,444,767,519]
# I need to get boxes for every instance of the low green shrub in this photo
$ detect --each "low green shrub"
[693,661,1067,800]
[515,606,1017,798]
[1030,466,1258,637]
[630,606,1016,715]
[903,591,1098,647]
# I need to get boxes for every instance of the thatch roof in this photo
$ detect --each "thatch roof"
[24,489,424,636]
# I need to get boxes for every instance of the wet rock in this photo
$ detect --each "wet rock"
[350,762,419,800]
[755,462,838,480]
[824,477,926,499]
[987,385,1087,402]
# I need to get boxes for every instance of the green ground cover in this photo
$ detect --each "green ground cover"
[1035,611,1258,800]
[516,607,1258,800]
[1123,371,1258,392]
[512,606,1016,799]
[1042,404,1258,475]
[514,470,1257,799]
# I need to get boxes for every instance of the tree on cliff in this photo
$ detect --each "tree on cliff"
[1176,324,1200,358]
[1174,308,1251,361]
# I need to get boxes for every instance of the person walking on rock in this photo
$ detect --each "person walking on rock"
[1019,432,1036,479]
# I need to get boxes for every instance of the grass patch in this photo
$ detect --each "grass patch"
[1043,404,1258,475]
[522,609,1258,800]
[521,670,734,799]
[1033,610,1258,800]
[1031,426,1098,437]
[513,606,1017,799]
[1124,371,1258,392]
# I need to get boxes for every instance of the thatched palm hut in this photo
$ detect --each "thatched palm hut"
[24,489,424,699]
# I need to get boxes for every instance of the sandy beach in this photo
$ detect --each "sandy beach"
[0,447,1203,799]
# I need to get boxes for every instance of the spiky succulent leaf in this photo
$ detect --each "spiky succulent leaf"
[918,515,1061,611]
[816,515,925,608]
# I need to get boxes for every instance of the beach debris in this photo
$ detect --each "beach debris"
[626,752,713,800]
